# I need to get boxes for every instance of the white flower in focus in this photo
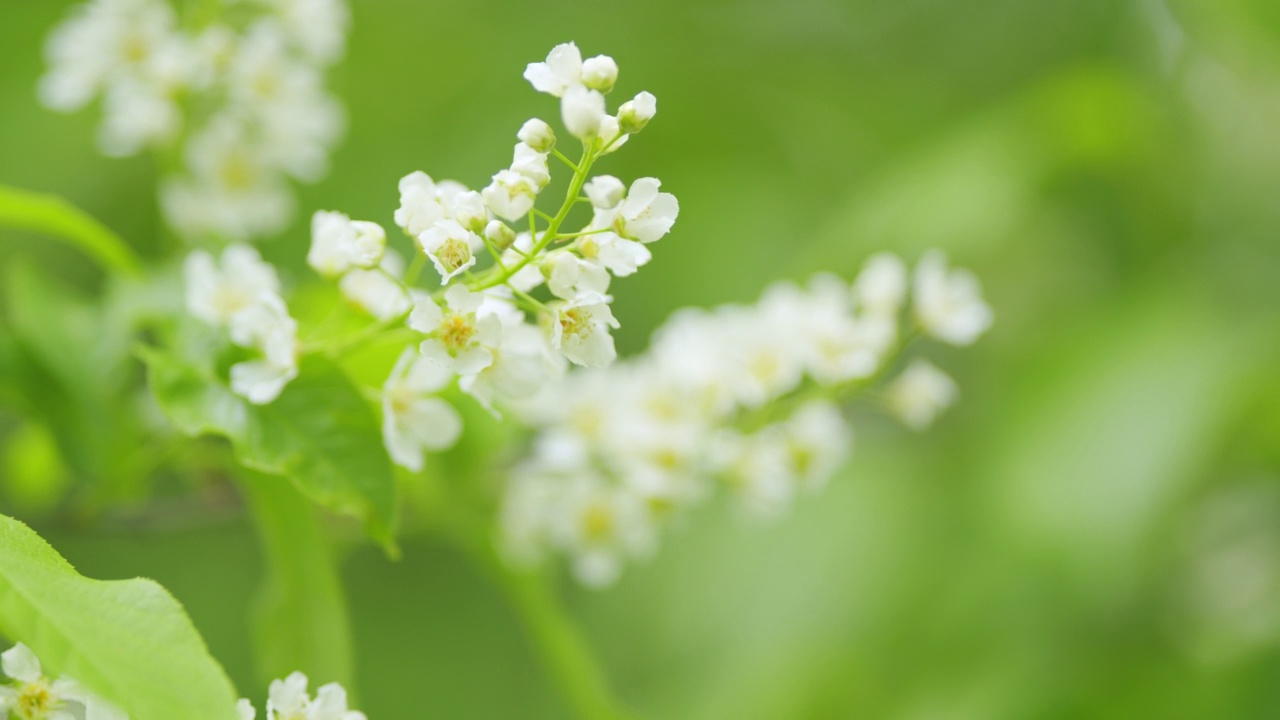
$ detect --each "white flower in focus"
[913,250,993,345]
[460,308,565,413]
[382,348,462,472]
[575,231,652,278]
[265,672,366,720]
[885,359,958,430]
[418,219,481,283]
[618,91,656,134]
[450,190,489,234]
[395,171,468,236]
[547,252,611,300]
[580,55,618,93]
[510,144,551,188]
[561,84,606,140]
[409,284,502,377]
[482,169,540,222]
[584,176,625,210]
[595,114,629,154]
[611,178,679,243]
[308,210,385,278]
[0,643,127,720]
[523,42,582,97]
[229,295,299,405]
[550,293,619,368]
[339,251,412,321]
[854,252,907,317]
[518,118,556,153]
[184,244,281,327]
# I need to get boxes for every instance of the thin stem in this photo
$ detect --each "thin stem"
[551,149,579,171]
[404,253,427,286]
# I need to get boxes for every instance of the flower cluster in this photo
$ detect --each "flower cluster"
[237,672,366,720]
[0,643,125,720]
[304,42,675,471]
[497,250,993,587]
[40,0,349,241]
[184,244,300,404]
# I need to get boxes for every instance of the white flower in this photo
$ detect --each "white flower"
[97,77,182,156]
[395,171,468,236]
[510,144,551,188]
[418,219,481,283]
[266,672,366,720]
[561,84,606,140]
[517,118,555,152]
[780,401,851,492]
[550,293,619,367]
[382,348,463,471]
[854,252,907,317]
[799,274,882,384]
[523,42,582,97]
[268,0,350,65]
[238,698,257,720]
[409,284,502,377]
[229,295,299,405]
[913,250,993,345]
[485,219,516,250]
[547,252,611,300]
[481,169,540,222]
[184,244,281,327]
[612,177,679,243]
[618,91,656,134]
[722,297,807,408]
[583,176,625,210]
[339,251,412,320]
[501,233,546,292]
[885,359,958,430]
[451,190,489,234]
[711,428,795,520]
[595,114,629,154]
[460,306,565,413]
[550,478,656,588]
[0,643,127,720]
[580,55,618,93]
[575,231,651,278]
[308,210,385,278]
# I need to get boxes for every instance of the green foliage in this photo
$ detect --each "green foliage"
[139,343,398,549]
[242,472,355,692]
[0,513,241,718]
[0,185,142,277]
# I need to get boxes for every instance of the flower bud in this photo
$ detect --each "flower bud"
[518,118,556,153]
[584,175,625,210]
[561,85,606,139]
[580,55,618,93]
[618,91,656,134]
[486,219,516,250]
[452,190,489,234]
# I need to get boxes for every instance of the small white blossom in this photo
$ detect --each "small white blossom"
[339,251,412,321]
[611,177,679,243]
[418,219,481,283]
[510,144,551,189]
[0,643,127,720]
[550,293,619,368]
[854,252,908,317]
[913,250,993,346]
[618,91,656,134]
[265,672,366,720]
[547,252,611,300]
[450,190,489,234]
[308,210,385,278]
[409,284,502,377]
[583,175,625,210]
[574,231,652,278]
[482,169,540,222]
[485,219,516,250]
[517,118,556,153]
[551,477,656,587]
[382,348,463,471]
[461,304,565,413]
[885,359,958,430]
[238,698,257,720]
[228,294,298,405]
[580,55,618,93]
[781,401,852,492]
[561,84,606,140]
[184,244,281,327]
[523,42,582,97]
[395,171,469,236]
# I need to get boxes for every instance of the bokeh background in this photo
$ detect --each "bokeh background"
[3,0,1280,717]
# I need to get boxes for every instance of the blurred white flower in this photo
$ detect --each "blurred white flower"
[0,643,127,720]
[228,294,299,405]
[561,84,607,140]
[338,252,412,321]
[884,359,958,430]
[913,251,993,346]
[382,348,462,472]
[184,244,281,327]
[309,210,385,278]
[580,55,618,93]
[854,252,908,317]
[618,91,656,134]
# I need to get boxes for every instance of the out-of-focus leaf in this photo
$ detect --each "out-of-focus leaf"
[139,346,398,548]
[0,513,241,718]
[242,471,355,691]
[1,420,69,514]
[0,185,142,277]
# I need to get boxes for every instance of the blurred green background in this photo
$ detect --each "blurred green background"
[3,0,1280,717]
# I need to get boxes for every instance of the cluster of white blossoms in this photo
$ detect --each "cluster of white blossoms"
[40,0,349,241]
[304,42,674,472]
[184,244,300,404]
[0,643,125,720]
[498,250,993,587]
[236,672,366,720]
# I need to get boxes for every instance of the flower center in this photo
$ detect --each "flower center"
[16,680,57,720]
[436,238,472,273]
[559,307,592,338]
[578,238,600,259]
[581,503,614,542]
[219,151,257,191]
[439,312,476,353]
[121,32,150,64]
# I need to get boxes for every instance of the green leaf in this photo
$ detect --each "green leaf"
[241,472,355,691]
[0,185,143,277]
[0,513,241,718]
[139,346,398,549]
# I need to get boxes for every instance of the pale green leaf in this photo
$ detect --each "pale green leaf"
[0,513,240,718]
[0,185,143,277]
